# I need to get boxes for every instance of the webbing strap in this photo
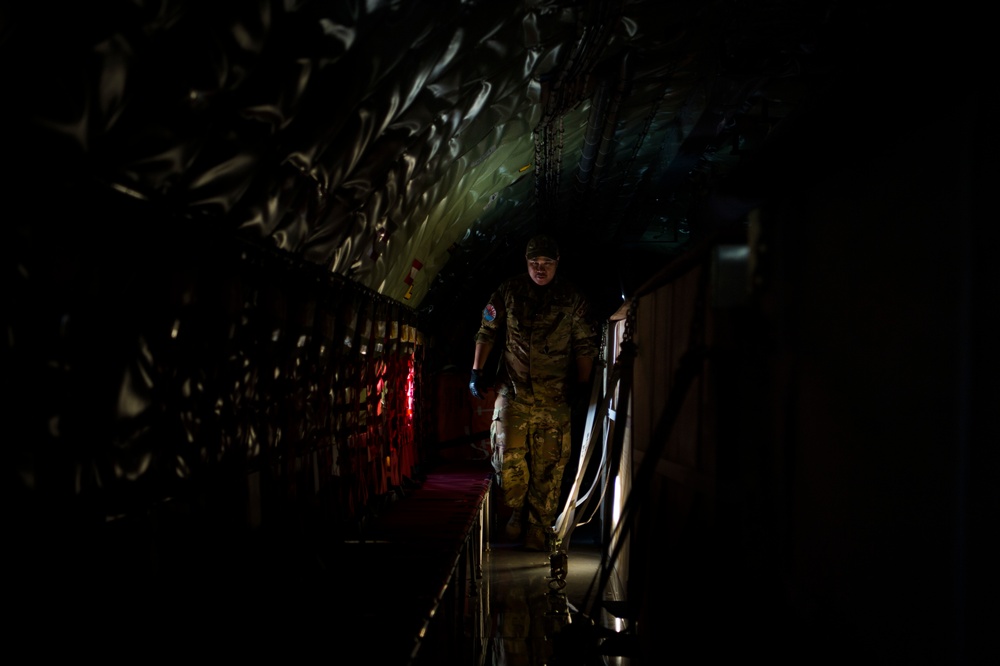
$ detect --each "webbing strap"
[553,341,633,544]
[580,345,704,618]
[581,264,710,619]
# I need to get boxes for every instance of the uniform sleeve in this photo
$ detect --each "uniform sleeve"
[474,283,507,345]
[570,293,598,359]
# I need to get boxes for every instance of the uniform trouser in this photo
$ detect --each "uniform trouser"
[490,394,572,534]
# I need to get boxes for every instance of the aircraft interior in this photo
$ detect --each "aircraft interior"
[2,2,994,664]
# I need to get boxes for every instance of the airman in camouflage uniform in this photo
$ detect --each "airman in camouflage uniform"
[470,235,596,551]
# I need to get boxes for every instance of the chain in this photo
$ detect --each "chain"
[598,320,608,365]
[623,298,637,345]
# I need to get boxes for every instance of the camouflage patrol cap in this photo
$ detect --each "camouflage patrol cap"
[525,234,559,259]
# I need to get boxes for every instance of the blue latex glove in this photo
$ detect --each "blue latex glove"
[469,369,487,399]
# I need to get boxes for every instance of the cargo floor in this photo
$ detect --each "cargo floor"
[479,521,629,666]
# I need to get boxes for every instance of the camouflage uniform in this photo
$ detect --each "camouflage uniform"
[476,273,597,547]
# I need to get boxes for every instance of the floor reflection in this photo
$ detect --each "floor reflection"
[481,538,625,666]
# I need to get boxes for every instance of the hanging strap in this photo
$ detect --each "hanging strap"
[580,263,711,620]
[553,342,629,545]
[554,309,636,546]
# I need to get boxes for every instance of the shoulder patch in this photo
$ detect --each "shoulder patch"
[483,304,497,322]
